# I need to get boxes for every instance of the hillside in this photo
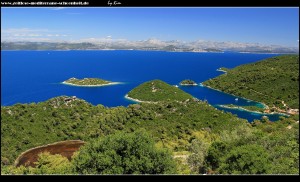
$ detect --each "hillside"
[127,79,194,102]
[1,83,299,174]
[1,95,245,167]
[203,55,299,113]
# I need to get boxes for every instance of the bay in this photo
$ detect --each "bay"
[1,50,285,121]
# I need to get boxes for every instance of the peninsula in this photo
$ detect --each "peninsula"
[179,79,198,86]
[203,55,299,115]
[62,77,120,87]
[216,67,230,73]
[218,104,289,116]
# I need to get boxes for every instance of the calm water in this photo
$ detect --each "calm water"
[1,50,286,122]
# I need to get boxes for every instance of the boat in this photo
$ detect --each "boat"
[235,98,239,101]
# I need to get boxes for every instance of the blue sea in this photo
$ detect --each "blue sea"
[1,50,286,122]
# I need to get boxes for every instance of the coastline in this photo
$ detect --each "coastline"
[238,52,283,54]
[216,68,227,73]
[202,83,296,116]
[179,83,198,86]
[3,50,294,55]
[124,95,157,104]
[61,81,122,87]
[217,104,289,116]
[200,82,269,109]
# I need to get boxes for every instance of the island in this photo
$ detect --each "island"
[179,79,197,86]
[62,77,120,87]
[126,79,194,102]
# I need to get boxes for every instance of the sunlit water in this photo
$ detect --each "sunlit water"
[1,50,286,121]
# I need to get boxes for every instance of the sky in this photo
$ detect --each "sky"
[1,7,299,47]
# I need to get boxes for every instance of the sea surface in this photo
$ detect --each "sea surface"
[1,50,286,122]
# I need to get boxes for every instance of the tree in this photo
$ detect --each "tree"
[72,130,176,174]
[31,152,73,174]
[219,144,270,174]
[205,141,230,172]
[187,139,209,173]
[2,152,73,175]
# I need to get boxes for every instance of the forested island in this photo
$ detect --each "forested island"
[203,55,299,115]
[62,78,119,87]
[179,79,197,86]
[126,79,194,102]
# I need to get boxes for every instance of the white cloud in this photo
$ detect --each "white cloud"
[46,34,69,37]
[50,7,66,11]
[2,37,52,42]
[1,28,71,42]
[2,28,49,34]
[28,34,43,37]
[77,37,128,43]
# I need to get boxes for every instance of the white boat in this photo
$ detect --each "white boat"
[235,98,239,101]
[174,85,179,88]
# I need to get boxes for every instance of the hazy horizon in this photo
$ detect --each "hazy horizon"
[1,7,299,48]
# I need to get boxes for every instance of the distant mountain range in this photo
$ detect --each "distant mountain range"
[1,39,299,54]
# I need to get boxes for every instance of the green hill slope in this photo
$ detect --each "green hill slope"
[2,95,298,174]
[1,95,245,166]
[2,78,299,174]
[203,55,299,111]
[127,79,194,102]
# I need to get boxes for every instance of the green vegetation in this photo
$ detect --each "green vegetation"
[203,55,299,110]
[127,79,194,102]
[73,130,176,174]
[187,119,299,174]
[180,79,197,86]
[218,144,270,174]
[63,77,112,86]
[2,152,73,174]
[1,95,244,167]
[187,139,209,173]
[1,93,253,174]
[30,152,73,174]
[1,78,299,174]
